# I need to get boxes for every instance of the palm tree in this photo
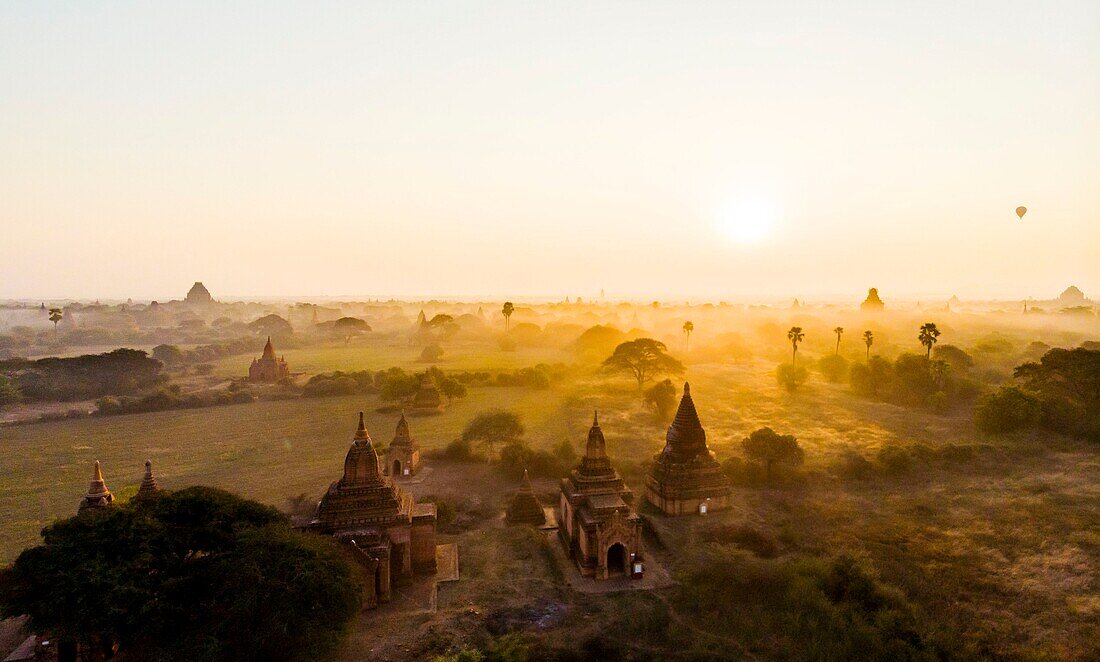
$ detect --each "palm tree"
[918,322,940,359]
[787,326,805,364]
[48,308,63,334]
[833,326,844,355]
[682,321,694,352]
[862,330,873,360]
[502,301,514,331]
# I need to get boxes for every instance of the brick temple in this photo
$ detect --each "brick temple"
[645,383,733,516]
[309,413,437,608]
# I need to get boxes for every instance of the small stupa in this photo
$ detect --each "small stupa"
[410,374,444,414]
[506,469,546,526]
[861,287,885,312]
[79,461,114,512]
[137,460,160,498]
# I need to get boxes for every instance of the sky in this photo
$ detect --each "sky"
[1,1,1098,302]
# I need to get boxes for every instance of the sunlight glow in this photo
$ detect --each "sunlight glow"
[718,196,779,246]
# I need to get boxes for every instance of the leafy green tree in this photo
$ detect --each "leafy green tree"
[48,308,63,334]
[379,370,419,403]
[1014,348,1100,440]
[974,385,1043,434]
[918,322,940,359]
[644,378,678,423]
[602,338,684,391]
[333,316,371,345]
[248,314,293,337]
[862,330,873,360]
[833,326,844,355]
[151,343,184,366]
[741,427,804,482]
[501,302,515,331]
[461,409,524,457]
[439,376,467,404]
[0,487,360,661]
[850,355,892,397]
[787,326,805,364]
[682,320,694,351]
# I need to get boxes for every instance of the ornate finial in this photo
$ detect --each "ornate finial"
[93,460,103,482]
[592,410,599,427]
[355,411,367,439]
[683,382,691,394]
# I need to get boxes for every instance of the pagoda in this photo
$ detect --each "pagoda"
[309,413,437,608]
[861,287,885,312]
[383,412,422,477]
[558,413,644,579]
[409,374,443,414]
[506,470,546,526]
[248,337,290,382]
[645,383,732,516]
[78,461,114,512]
[137,460,160,498]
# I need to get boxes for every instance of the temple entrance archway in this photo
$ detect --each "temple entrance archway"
[392,459,402,476]
[607,543,627,576]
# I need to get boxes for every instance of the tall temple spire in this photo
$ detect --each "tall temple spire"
[262,336,276,359]
[344,412,381,484]
[79,460,114,511]
[665,382,707,454]
[137,459,159,497]
[586,410,606,459]
[355,411,370,440]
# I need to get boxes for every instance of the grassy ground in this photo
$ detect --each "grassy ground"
[210,340,573,378]
[2,353,1097,658]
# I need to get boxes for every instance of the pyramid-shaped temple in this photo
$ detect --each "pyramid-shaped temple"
[309,413,437,608]
[506,469,546,526]
[645,383,732,515]
[558,413,644,579]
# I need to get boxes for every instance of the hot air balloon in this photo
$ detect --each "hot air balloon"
[1016,206,1027,219]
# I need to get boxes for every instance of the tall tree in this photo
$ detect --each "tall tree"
[501,301,515,331]
[682,320,694,352]
[48,308,63,334]
[863,330,874,360]
[332,316,371,346]
[787,326,805,364]
[602,338,685,390]
[833,326,844,355]
[918,322,941,359]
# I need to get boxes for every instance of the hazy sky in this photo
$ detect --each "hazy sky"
[2,1,1098,301]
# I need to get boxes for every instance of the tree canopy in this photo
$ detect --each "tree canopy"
[602,338,684,389]
[741,427,804,481]
[461,409,524,456]
[0,486,360,661]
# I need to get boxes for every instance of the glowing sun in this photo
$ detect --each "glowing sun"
[718,196,778,245]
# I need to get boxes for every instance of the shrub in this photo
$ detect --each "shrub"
[974,385,1043,434]
[817,354,849,383]
[877,445,912,474]
[776,363,808,392]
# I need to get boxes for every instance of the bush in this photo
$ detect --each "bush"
[850,356,892,397]
[817,354,849,383]
[974,385,1043,434]
[877,445,912,474]
[440,437,478,462]
[776,363,808,392]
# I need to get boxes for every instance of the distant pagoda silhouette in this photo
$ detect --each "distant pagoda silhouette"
[506,469,546,526]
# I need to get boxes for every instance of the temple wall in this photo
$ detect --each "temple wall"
[645,487,732,516]
[410,520,436,573]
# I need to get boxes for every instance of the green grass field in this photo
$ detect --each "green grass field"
[210,340,574,378]
[2,355,1098,657]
